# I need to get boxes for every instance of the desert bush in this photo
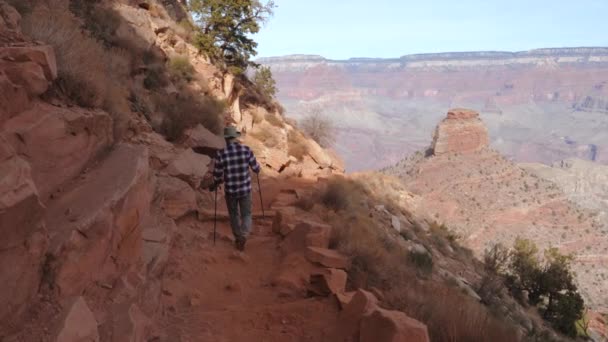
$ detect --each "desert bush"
[287,130,309,161]
[23,8,109,107]
[253,65,277,100]
[409,249,433,275]
[144,66,168,90]
[168,55,195,83]
[386,283,520,342]
[157,94,224,141]
[129,92,152,120]
[300,110,336,147]
[321,177,367,212]
[69,1,121,47]
[5,0,33,14]
[22,5,132,140]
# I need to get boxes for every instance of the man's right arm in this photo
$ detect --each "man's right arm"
[248,148,261,174]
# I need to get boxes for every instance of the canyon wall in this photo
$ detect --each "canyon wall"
[261,49,608,171]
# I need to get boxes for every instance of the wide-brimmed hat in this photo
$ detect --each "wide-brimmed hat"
[223,126,241,139]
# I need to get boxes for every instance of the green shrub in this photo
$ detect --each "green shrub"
[253,66,277,100]
[489,238,585,337]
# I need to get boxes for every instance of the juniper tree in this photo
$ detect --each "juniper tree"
[188,0,276,74]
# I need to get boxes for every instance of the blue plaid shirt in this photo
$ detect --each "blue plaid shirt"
[213,141,261,197]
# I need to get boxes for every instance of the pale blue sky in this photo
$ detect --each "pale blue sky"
[255,0,608,59]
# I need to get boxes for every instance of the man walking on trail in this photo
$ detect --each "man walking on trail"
[210,126,261,251]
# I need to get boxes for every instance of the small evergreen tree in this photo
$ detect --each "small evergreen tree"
[494,238,585,337]
[188,0,276,74]
[253,66,277,99]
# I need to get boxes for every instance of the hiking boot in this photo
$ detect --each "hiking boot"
[235,237,245,251]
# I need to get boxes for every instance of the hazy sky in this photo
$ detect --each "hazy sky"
[255,0,608,59]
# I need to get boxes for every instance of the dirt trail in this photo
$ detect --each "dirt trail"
[153,180,340,342]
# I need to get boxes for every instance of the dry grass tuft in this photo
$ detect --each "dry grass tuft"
[22,5,133,140]
[321,177,367,212]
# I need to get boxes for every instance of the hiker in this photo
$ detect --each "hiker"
[210,126,261,251]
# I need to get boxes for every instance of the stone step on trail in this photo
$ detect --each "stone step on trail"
[43,144,151,298]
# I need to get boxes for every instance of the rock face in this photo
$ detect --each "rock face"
[3,103,114,199]
[44,144,151,297]
[431,109,489,155]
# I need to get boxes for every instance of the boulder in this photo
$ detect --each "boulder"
[133,132,177,170]
[179,124,225,153]
[0,136,47,322]
[305,138,333,169]
[360,308,430,342]
[391,216,401,232]
[337,289,379,340]
[431,108,489,155]
[156,176,197,219]
[3,103,113,199]
[3,61,49,96]
[336,291,356,310]
[0,228,47,323]
[0,70,29,122]
[270,190,299,209]
[54,297,100,342]
[0,45,57,122]
[109,303,149,342]
[44,144,151,297]
[0,135,44,249]
[271,206,297,235]
[114,4,157,51]
[306,247,350,269]
[0,1,21,30]
[263,151,291,171]
[309,268,347,296]
[165,148,211,188]
[280,220,332,253]
[0,45,58,83]
[142,210,176,277]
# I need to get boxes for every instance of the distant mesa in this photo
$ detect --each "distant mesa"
[431,108,490,156]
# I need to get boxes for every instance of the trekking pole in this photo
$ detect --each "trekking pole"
[213,187,218,246]
[256,173,265,219]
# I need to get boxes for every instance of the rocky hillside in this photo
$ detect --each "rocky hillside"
[0,1,354,340]
[521,159,608,242]
[261,49,608,171]
[384,109,608,312]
